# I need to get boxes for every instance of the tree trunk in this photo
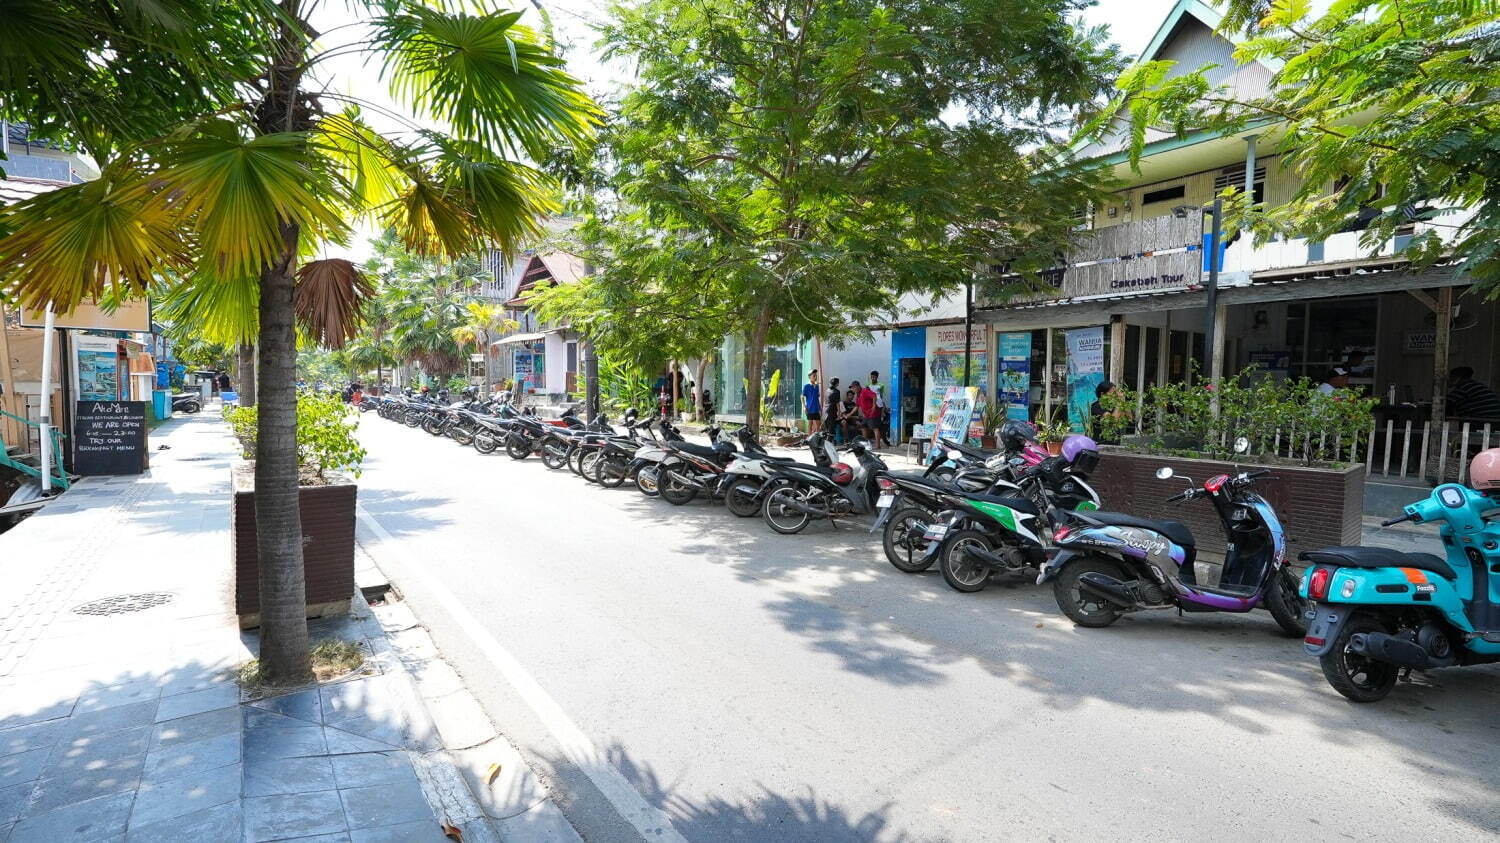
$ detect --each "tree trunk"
[743,307,773,431]
[237,343,257,407]
[255,222,311,685]
[692,357,709,421]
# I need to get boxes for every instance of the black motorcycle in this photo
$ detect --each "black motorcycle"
[759,435,888,534]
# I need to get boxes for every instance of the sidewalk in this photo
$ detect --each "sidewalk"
[0,412,560,842]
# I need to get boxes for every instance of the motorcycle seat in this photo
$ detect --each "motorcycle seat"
[1298,546,1455,580]
[968,493,1038,516]
[1083,511,1196,548]
[672,441,730,460]
[939,438,996,461]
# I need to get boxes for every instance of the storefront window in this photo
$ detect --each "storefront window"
[714,337,804,419]
[1288,298,1377,387]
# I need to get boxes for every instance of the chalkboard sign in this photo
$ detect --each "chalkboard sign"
[73,401,148,475]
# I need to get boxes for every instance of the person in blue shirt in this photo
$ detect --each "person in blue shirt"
[802,370,822,433]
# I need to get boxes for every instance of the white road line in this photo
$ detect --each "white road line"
[357,504,687,843]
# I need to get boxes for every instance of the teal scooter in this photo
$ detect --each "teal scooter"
[1299,451,1500,702]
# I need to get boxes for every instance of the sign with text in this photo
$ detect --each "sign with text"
[997,332,1032,421]
[1065,327,1105,433]
[72,401,147,475]
[924,325,989,424]
[928,386,980,462]
[20,297,151,332]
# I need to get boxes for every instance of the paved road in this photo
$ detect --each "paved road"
[353,416,1500,842]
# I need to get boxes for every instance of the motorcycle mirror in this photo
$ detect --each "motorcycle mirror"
[1155,466,1174,480]
[946,449,962,461]
[1233,436,1250,454]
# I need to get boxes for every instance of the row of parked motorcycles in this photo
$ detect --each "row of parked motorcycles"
[364,388,1500,703]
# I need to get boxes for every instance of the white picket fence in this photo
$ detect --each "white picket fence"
[1362,419,1493,483]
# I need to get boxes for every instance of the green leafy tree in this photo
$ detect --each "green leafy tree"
[0,0,597,683]
[1106,0,1500,289]
[365,234,494,383]
[570,0,1119,429]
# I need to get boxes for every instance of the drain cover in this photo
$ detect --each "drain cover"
[72,592,175,616]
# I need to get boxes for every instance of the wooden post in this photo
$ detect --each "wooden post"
[1108,316,1126,385]
[1430,286,1453,481]
[1210,302,1228,415]
[1135,324,1148,421]
[1043,328,1054,422]
[1157,313,1171,386]
[0,301,19,449]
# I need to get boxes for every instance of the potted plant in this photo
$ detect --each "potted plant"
[1034,407,1070,455]
[979,402,1007,448]
[227,392,367,628]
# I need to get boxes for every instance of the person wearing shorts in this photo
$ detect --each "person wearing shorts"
[802,370,822,432]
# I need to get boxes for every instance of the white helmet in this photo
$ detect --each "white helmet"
[1471,448,1500,490]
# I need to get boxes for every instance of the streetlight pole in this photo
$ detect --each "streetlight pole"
[962,276,973,388]
[1202,197,1222,382]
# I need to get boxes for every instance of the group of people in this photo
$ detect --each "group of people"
[802,370,888,448]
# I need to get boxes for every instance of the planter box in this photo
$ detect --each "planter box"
[231,464,355,628]
[1091,449,1364,561]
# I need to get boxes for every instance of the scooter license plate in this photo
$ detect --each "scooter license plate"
[923,523,948,541]
[877,493,894,508]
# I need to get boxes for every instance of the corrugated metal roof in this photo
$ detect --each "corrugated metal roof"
[0,176,68,206]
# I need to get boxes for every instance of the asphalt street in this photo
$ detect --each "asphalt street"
[353,415,1500,842]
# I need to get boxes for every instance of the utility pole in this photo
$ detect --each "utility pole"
[1203,197,1222,381]
[962,277,973,388]
[582,261,600,420]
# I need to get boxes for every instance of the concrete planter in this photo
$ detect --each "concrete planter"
[1091,448,1365,560]
[231,463,355,628]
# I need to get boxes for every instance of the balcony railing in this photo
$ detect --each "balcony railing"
[1221,207,1472,278]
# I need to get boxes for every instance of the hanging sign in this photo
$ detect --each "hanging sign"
[997,332,1032,421]
[924,326,989,424]
[1065,327,1105,432]
[72,400,148,475]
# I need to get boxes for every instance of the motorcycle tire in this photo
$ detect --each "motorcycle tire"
[422,417,444,436]
[452,427,474,447]
[635,465,660,497]
[883,506,936,573]
[1320,613,1398,703]
[1266,567,1310,637]
[595,455,629,488]
[724,479,763,518]
[659,471,698,505]
[404,412,423,428]
[762,487,812,534]
[939,529,994,593]
[506,437,531,460]
[180,402,201,414]
[541,442,569,470]
[567,446,588,476]
[473,432,499,455]
[1052,555,1126,627]
[579,450,603,482]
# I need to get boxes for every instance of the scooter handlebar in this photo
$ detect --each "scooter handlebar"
[1381,512,1416,527]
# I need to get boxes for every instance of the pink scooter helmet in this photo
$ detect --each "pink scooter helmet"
[1471,448,1500,490]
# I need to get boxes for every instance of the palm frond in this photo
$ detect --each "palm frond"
[372,4,599,158]
[154,269,260,345]
[295,258,374,349]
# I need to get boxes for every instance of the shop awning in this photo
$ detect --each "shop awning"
[492,332,547,347]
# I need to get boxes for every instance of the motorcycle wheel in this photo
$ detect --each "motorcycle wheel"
[404,412,422,428]
[596,456,629,488]
[450,426,474,447]
[635,464,661,497]
[567,446,588,476]
[182,402,201,414]
[541,442,568,470]
[883,506,936,573]
[659,471,698,505]
[724,479,763,518]
[579,450,603,482]
[939,529,993,593]
[1052,556,1126,627]
[473,432,499,454]
[422,417,444,436]
[506,437,530,460]
[762,487,811,534]
[1266,567,1310,637]
[1320,613,1398,703]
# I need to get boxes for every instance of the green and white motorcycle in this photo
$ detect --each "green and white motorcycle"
[925,435,1102,593]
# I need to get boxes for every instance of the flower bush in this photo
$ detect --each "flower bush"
[225,392,366,481]
[1094,366,1377,465]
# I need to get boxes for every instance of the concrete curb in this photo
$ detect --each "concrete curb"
[353,541,583,842]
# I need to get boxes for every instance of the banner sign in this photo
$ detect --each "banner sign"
[72,400,148,475]
[20,297,151,332]
[929,386,980,462]
[74,335,122,401]
[996,332,1032,421]
[1065,327,1105,433]
[924,325,988,424]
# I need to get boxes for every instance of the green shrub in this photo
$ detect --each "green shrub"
[223,393,366,480]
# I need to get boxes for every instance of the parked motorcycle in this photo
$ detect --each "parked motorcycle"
[759,434,888,534]
[719,428,835,517]
[1298,450,1500,702]
[171,392,202,414]
[1040,438,1306,636]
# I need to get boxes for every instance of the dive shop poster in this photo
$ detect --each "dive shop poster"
[996,332,1032,421]
[924,325,988,424]
[1065,327,1104,432]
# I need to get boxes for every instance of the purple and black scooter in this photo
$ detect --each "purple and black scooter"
[1036,440,1309,636]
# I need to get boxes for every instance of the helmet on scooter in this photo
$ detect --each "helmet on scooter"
[998,420,1037,452]
[831,462,854,485]
[1061,434,1100,477]
[1471,448,1500,490]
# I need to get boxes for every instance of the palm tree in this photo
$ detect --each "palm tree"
[0,0,597,683]
[453,301,518,386]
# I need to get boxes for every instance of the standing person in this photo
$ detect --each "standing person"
[802,370,822,433]
[1447,366,1500,419]
[868,370,888,448]
[856,379,880,443]
[216,370,230,395]
[824,377,843,442]
[700,387,715,422]
[1317,367,1350,396]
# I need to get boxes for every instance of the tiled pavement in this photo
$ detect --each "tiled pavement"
[0,412,559,842]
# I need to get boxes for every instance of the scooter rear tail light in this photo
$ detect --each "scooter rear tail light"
[1308,567,1332,600]
[877,477,896,490]
[1053,526,1071,542]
